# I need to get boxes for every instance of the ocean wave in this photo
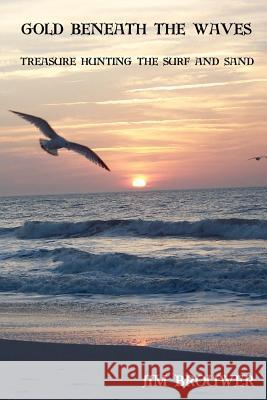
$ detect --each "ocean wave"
[0,226,17,236]
[10,218,267,240]
[0,247,266,296]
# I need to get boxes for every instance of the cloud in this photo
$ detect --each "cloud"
[128,79,267,93]
[44,97,174,106]
[94,146,177,153]
[55,118,218,130]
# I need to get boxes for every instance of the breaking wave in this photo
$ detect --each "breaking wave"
[0,247,266,296]
[10,218,267,240]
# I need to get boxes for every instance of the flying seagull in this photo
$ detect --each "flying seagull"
[10,110,110,171]
[248,156,267,161]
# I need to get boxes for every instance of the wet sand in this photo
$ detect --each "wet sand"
[0,339,264,361]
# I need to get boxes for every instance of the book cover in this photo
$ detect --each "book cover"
[0,0,266,398]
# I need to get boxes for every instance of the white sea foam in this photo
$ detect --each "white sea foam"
[0,247,266,296]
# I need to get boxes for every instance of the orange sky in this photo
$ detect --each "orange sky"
[0,0,266,195]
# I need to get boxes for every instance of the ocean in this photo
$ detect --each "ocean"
[0,187,266,356]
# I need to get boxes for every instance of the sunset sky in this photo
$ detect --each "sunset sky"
[0,0,266,195]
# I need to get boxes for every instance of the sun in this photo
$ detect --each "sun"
[132,177,147,188]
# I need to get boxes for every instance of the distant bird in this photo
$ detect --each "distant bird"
[10,110,110,171]
[248,156,267,161]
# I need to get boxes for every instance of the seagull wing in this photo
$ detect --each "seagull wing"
[67,141,110,171]
[10,110,60,140]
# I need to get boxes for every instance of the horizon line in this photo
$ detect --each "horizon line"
[0,184,266,199]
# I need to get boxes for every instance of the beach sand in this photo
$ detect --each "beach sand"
[0,339,264,361]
